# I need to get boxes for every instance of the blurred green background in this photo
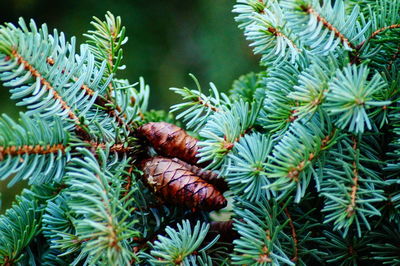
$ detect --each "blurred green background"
[0,0,259,211]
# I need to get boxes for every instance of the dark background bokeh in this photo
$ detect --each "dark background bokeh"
[0,0,259,211]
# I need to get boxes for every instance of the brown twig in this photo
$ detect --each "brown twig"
[197,96,220,112]
[0,139,136,163]
[346,137,359,217]
[357,24,400,50]
[284,207,298,262]
[123,166,133,198]
[83,141,135,155]
[0,144,65,161]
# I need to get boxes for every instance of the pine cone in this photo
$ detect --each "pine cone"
[141,156,227,211]
[138,122,206,166]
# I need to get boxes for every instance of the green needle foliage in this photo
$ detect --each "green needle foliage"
[142,220,218,265]
[1,0,400,264]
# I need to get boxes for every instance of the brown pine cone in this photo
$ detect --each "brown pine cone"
[137,122,206,166]
[141,156,227,211]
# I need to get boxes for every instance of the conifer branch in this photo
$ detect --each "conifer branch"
[198,100,261,170]
[232,198,295,265]
[64,148,138,264]
[46,55,136,135]
[265,26,301,53]
[11,50,79,122]
[95,96,136,134]
[300,5,355,50]
[143,220,218,265]
[46,56,97,97]
[0,143,65,160]
[227,132,272,201]
[324,64,389,133]
[0,3,399,264]
[321,135,386,237]
[266,118,337,202]
[123,166,133,198]
[0,114,70,185]
[171,74,229,131]
[357,24,400,49]
[235,1,301,64]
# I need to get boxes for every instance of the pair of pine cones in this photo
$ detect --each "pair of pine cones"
[138,122,227,211]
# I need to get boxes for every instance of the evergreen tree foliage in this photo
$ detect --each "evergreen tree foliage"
[0,0,400,264]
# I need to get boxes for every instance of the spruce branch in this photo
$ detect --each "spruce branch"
[231,197,294,265]
[265,116,337,202]
[280,199,326,264]
[288,54,340,119]
[324,64,390,133]
[320,230,371,264]
[0,184,58,265]
[386,45,400,71]
[283,0,369,55]
[84,11,127,78]
[357,0,400,49]
[84,12,145,133]
[0,114,70,186]
[0,19,111,139]
[142,220,218,265]
[359,24,400,48]
[0,2,399,264]
[46,52,138,137]
[112,77,149,124]
[234,0,268,28]
[234,1,301,65]
[63,148,139,264]
[171,74,229,131]
[84,12,128,104]
[259,59,305,135]
[300,3,356,49]
[42,194,81,264]
[10,49,79,123]
[355,0,400,67]
[283,207,299,263]
[198,100,262,170]
[368,222,400,264]
[320,135,386,237]
[0,194,39,265]
[226,132,273,201]
[0,17,142,142]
